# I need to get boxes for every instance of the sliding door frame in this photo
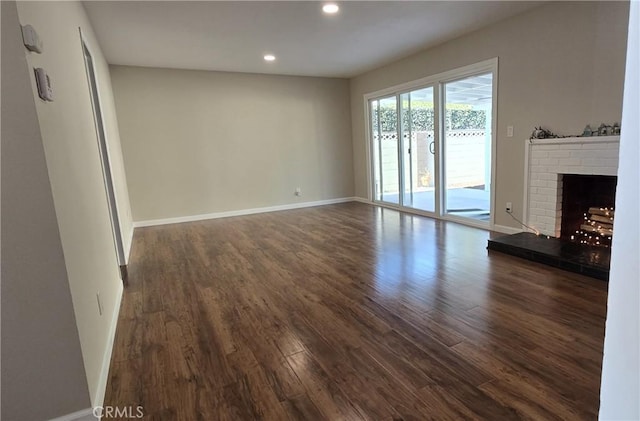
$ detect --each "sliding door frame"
[369,95,403,206]
[363,58,498,230]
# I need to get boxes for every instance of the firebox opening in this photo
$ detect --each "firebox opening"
[560,174,617,247]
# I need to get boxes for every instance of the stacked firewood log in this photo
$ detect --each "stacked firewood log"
[574,207,614,247]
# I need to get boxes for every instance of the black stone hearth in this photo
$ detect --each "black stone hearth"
[487,232,610,281]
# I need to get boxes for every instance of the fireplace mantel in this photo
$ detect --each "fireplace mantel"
[523,135,620,237]
[528,135,620,145]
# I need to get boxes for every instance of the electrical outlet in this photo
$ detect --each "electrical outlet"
[507,125,514,138]
[506,202,513,213]
[295,187,302,196]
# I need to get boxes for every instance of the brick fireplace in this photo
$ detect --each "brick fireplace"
[487,135,620,281]
[525,136,620,237]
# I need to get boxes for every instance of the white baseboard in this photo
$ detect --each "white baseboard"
[492,224,523,235]
[351,196,371,204]
[92,282,124,411]
[48,408,96,421]
[124,224,134,265]
[133,197,358,228]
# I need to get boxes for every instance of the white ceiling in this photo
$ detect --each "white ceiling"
[83,1,542,78]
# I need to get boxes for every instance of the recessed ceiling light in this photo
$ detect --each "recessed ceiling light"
[322,3,339,14]
[264,54,276,62]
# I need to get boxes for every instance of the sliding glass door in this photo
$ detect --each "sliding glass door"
[368,61,495,227]
[370,87,436,213]
[400,87,435,213]
[371,96,400,204]
[443,73,493,222]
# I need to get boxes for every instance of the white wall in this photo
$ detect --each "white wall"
[599,1,640,419]
[1,2,91,419]
[15,0,133,406]
[110,66,354,223]
[350,1,629,229]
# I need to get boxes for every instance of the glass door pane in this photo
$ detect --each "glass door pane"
[371,96,399,204]
[400,87,435,212]
[443,73,493,222]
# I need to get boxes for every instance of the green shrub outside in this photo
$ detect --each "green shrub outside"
[372,103,487,132]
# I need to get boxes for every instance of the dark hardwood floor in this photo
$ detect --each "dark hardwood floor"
[104,202,608,420]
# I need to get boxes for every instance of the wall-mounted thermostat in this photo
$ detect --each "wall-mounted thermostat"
[21,24,43,53]
[34,68,54,102]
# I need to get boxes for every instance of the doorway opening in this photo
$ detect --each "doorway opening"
[81,32,128,285]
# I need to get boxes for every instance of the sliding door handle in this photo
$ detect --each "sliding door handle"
[429,141,435,155]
